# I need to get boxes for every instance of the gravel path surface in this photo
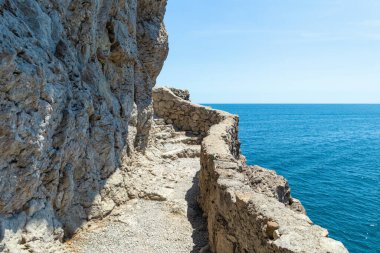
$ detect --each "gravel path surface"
[66,120,208,253]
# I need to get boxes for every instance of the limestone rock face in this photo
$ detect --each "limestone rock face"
[0,0,168,251]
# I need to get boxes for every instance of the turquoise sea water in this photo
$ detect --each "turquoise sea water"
[205,104,380,253]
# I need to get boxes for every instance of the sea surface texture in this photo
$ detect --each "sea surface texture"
[206,104,380,253]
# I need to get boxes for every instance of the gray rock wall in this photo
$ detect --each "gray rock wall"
[152,87,348,253]
[0,1,168,251]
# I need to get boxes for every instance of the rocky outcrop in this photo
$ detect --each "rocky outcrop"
[0,0,168,251]
[168,87,190,101]
[152,87,348,253]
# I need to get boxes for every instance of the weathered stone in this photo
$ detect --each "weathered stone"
[266,221,280,239]
[153,87,225,135]
[289,197,307,214]
[168,87,190,101]
[153,87,348,253]
[0,0,168,251]
[246,165,291,204]
[66,117,209,252]
[273,229,281,240]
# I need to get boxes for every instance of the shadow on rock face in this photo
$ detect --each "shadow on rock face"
[185,172,209,253]
[0,0,168,251]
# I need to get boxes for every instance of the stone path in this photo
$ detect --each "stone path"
[65,119,208,253]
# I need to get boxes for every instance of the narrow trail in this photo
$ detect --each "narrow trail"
[66,119,208,253]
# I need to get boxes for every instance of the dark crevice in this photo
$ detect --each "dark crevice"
[106,21,115,44]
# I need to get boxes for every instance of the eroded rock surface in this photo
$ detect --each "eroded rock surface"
[66,118,208,253]
[169,87,190,101]
[0,0,168,251]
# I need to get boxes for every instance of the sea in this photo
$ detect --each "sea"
[205,104,380,253]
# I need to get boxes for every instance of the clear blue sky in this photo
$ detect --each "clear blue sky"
[157,0,380,103]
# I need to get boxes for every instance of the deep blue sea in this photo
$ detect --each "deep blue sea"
[205,104,380,253]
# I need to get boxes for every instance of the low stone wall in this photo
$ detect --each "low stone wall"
[152,87,348,253]
[168,87,191,101]
[153,87,225,134]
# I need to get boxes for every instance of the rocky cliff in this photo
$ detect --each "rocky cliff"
[0,0,168,251]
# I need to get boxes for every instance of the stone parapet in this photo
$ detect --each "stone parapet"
[153,87,348,253]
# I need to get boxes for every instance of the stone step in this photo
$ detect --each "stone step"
[154,132,172,140]
[160,136,202,145]
[154,123,175,132]
[153,118,166,125]
[161,146,201,160]
[171,131,188,137]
